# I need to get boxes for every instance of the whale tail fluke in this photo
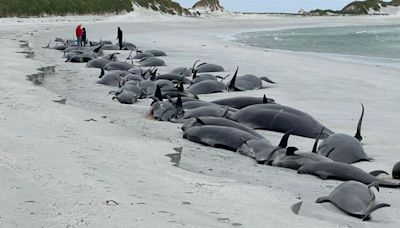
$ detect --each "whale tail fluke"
[362,203,390,221]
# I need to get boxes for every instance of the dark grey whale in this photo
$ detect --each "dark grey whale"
[182,117,264,139]
[211,95,275,109]
[145,49,167,57]
[271,147,333,170]
[237,131,291,162]
[393,162,400,179]
[316,181,390,221]
[316,104,370,164]
[183,125,258,152]
[187,80,225,95]
[195,63,224,73]
[227,67,276,91]
[298,161,400,188]
[112,91,138,104]
[230,104,333,139]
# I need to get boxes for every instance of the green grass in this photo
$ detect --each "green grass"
[0,0,133,17]
[341,0,382,14]
[133,0,191,15]
[309,0,400,16]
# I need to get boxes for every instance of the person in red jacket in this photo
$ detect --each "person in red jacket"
[75,24,83,47]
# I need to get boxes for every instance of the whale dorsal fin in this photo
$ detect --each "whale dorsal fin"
[192,70,198,80]
[191,60,200,72]
[263,95,268,104]
[154,85,163,102]
[227,67,239,91]
[354,103,364,141]
[286,147,298,156]
[177,82,184,92]
[99,68,105,78]
[312,127,325,153]
[150,68,158,81]
[278,130,293,148]
[196,62,207,69]
[93,44,104,53]
[174,95,184,118]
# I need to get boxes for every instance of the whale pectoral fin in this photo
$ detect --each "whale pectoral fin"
[315,171,331,180]
[367,182,380,192]
[174,95,184,119]
[315,196,330,203]
[369,170,389,177]
[260,76,276,84]
[362,203,390,221]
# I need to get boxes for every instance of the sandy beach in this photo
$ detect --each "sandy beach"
[1,9,400,227]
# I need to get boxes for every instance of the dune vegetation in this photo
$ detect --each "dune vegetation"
[0,0,193,17]
[0,0,133,17]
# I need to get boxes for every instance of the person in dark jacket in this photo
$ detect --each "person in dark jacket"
[117,27,123,50]
[81,27,87,46]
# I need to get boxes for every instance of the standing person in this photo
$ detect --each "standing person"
[75,24,83,47]
[117,27,123,50]
[81,27,87,46]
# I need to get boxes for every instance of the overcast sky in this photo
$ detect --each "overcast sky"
[174,0,358,13]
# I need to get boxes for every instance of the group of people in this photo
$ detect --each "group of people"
[75,24,87,47]
[75,24,124,50]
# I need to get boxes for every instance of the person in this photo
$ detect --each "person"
[81,27,87,46]
[117,27,123,50]
[75,24,83,47]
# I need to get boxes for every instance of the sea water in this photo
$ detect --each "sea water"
[233,24,400,60]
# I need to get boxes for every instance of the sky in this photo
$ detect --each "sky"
[174,0,358,13]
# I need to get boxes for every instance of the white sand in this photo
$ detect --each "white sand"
[1,10,399,227]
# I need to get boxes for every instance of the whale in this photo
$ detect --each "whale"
[298,161,400,188]
[230,104,333,139]
[316,181,390,221]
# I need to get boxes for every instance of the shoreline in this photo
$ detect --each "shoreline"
[229,24,400,69]
[1,12,400,227]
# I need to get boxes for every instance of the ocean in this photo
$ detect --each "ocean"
[232,24,400,60]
